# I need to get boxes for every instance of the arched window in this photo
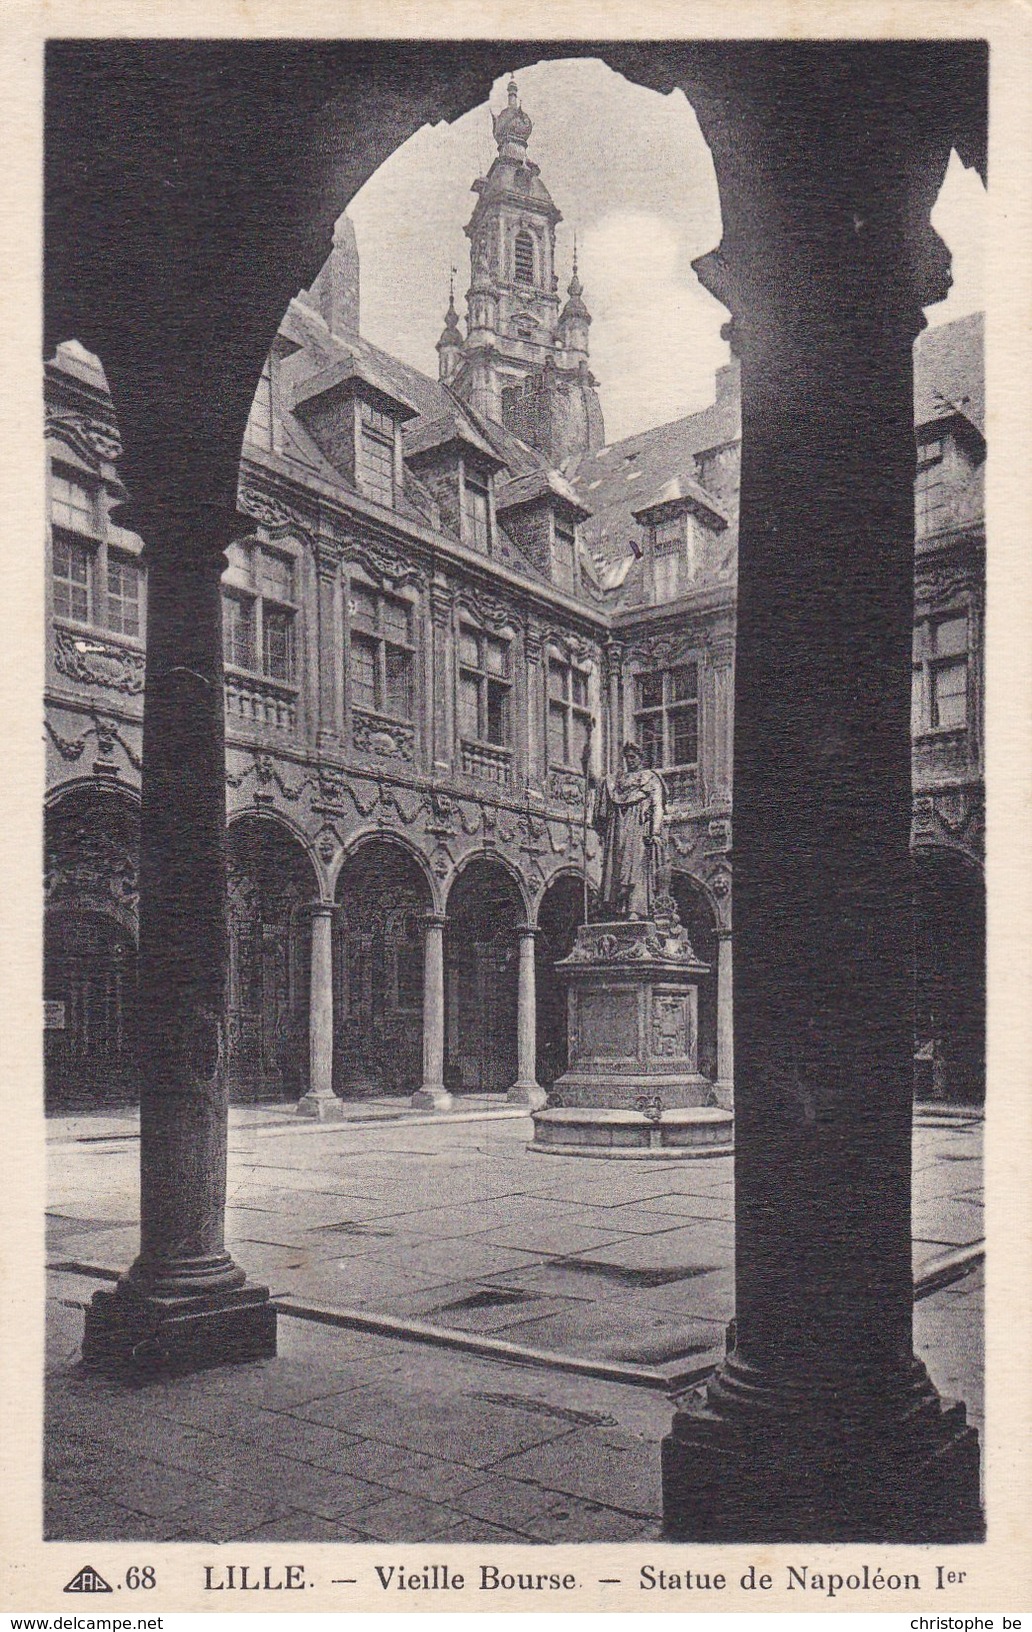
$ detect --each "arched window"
[514,230,534,285]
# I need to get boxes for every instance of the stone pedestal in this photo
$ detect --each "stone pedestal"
[532,920,731,1156]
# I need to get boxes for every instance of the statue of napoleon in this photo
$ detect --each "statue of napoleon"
[590,741,667,920]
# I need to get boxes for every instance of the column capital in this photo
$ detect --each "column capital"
[424,911,448,931]
[516,923,539,941]
[309,900,335,919]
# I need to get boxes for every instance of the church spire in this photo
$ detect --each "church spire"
[492,74,533,156]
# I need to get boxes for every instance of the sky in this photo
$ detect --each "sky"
[345,58,986,446]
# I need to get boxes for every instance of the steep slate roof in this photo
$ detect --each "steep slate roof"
[913,311,984,439]
[566,390,740,573]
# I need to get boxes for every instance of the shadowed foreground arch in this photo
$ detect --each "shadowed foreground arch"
[63,39,986,1540]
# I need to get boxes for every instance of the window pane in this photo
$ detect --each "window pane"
[571,668,588,708]
[381,597,411,646]
[358,429,394,506]
[654,516,683,550]
[485,636,508,676]
[51,473,94,534]
[669,664,698,703]
[350,585,377,630]
[486,679,508,745]
[548,659,568,701]
[553,525,575,591]
[654,554,680,601]
[384,645,412,719]
[932,661,967,728]
[637,712,663,767]
[53,535,90,622]
[548,703,567,765]
[263,608,294,682]
[669,705,698,767]
[911,665,925,734]
[933,615,967,657]
[107,557,140,636]
[636,672,663,711]
[570,710,590,768]
[259,549,293,601]
[459,629,480,668]
[464,483,490,553]
[351,635,377,710]
[459,673,480,738]
[222,595,254,669]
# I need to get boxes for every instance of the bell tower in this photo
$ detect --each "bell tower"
[447,77,604,462]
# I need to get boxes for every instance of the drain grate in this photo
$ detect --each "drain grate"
[556,1259,720,1289]
[313,1221,395,1237]
[471,1391,617,1427]
[438,1287,540,1313]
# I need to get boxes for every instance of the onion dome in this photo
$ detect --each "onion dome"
[492,76,533,152]
[437,287,462,350]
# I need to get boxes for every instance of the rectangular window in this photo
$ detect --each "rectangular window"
[106,555,141,637]
[554,519,576,591]
[547,655,592,769]
[459,625,511,747]
[52,533,91,623]
[259,548,294,602]
[463,478,491,553]
[915,438,948,537]
[348,585,414,722]
[912,612,969,733]
[263,607,295,682]
[653,516,686,602]
[357,401,395,508]
[222,594,255,670]
[51,472,94,535]
[634,662,699,768]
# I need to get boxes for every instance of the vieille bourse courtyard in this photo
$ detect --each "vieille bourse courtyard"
[44,1101,983,1542]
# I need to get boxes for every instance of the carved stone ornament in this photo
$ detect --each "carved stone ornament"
[45,406,123,464]
[344,534,424,592]
[237,481,313,540]
[315,824,340,864]
[54,627,145,695]
[547,768,586,808]
[456,587,521,633]
[352,709,415,763]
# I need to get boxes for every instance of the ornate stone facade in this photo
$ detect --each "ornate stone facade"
[42,97,985,1110]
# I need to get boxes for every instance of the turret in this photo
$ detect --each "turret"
[436,280,463,384]
[557,246,592,364]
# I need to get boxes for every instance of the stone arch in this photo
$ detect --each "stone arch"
[44,781,142,1110]
[444,853,527,1096]
[912,843,985,1105]
[446,846,532,925]
[225,812,320,1104]
[534,866,592,1089]
[669,868,720,1084]
[333,833,435,1099]
[332,824,441,915]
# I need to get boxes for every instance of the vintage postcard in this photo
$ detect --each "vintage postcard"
[1,0,1030,1617]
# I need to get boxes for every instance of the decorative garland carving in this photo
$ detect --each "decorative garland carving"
[343,536,425,592]
[455,587,522,633]
[237,482,315,542]
[53,627,145,695]
[45,407,122,464]
[225,751,307,802]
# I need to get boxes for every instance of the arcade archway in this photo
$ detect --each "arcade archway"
[535,871,590,1089]
[669,871,719,1083]
[334,838,433,1098]
[445,857,526,1095]
[226,815,318,1103]
[44,785,140,1110]
[913,846,985,1105]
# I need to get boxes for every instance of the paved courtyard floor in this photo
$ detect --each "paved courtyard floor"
[44,1105,984,1542]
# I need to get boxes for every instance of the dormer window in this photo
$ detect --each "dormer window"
[653,514,688,601]
[357,400,396,508]
[462,472,491,553]
[915,434,947,538]
[514,230,535,285]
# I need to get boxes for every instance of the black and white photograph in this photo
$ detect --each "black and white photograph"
[4,8,1032,1613]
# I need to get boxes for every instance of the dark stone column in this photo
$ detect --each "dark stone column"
[83,509,275,1371]
[662,128,982,1541]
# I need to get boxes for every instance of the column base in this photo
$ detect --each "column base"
[411,1086,453,1111]
[507,1080,548,1110]
[662,1363,983,1542]
[296,1089,345,1121]
[82,1281,276,1376]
